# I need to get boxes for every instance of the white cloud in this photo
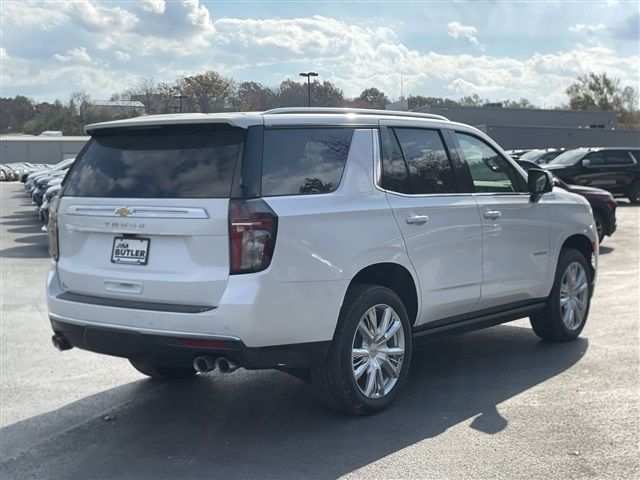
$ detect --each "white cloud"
[138,0,166,14]
[114,51,131,61]
[447,21,480,46]
[0,2,638,108]
[53,47,92,63]
[569,23,606,33]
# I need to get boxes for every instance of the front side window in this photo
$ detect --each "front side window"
[455,132,524,193]
[261,128,353,196]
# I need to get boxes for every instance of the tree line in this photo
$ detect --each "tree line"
[1,71,637,135]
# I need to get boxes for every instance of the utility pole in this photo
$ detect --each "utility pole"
[299,72,318,107]
[173,94,187,113]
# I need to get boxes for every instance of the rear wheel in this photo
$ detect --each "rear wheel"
[628,181,640,204]
[530,248,591,341]
[311,284,412,415]
[129,360,196,380]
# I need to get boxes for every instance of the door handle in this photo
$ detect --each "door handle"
[405,215,429,225]
[483,210,502,220]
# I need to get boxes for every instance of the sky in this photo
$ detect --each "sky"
[1,0,639,107]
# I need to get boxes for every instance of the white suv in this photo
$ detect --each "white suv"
[47,108,598,414]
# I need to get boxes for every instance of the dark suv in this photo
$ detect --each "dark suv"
[544,147,640,204]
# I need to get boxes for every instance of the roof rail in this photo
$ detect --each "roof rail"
[263,107,449,121]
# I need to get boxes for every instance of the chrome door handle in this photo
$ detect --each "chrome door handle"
[483,210,502,220]
[405,215,429,225]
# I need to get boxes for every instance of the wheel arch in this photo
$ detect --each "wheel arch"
[346,262,420,326]
[560,233,596,280]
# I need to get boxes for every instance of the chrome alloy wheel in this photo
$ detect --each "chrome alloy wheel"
[351,304,405,399]
[560,261,589,330]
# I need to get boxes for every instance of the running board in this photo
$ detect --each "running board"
[413,301,546,343]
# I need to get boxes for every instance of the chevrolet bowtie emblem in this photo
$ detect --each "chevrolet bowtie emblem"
[115,207,134,217]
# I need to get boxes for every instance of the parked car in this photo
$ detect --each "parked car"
[40,184,62,228]
[25,158,74,193]
[504,149,532,161]
[518,159,616,242]
[47,108,598,415]
[519,148,564,165]
[544,147,640,204]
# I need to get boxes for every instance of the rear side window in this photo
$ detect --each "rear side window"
[64,125,244,198]
[261,128,353,196]
[393,128,456,194]
[380,128,456,194]
[603,150,634,165]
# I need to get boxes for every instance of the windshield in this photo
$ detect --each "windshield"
[519,150,543,161]
[547,149,586,166]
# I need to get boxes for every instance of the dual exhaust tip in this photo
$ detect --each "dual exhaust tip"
[192,356,239,374]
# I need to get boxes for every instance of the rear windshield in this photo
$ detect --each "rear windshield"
[63,125,244,198]
[261,128,353,196]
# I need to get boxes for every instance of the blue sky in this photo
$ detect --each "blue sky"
[1,0,638,106]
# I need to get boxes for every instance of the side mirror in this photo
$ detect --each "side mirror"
[528,168,553,197]
[581,158,591,168]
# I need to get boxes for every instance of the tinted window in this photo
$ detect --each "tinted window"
[603,150,633,165]
[380,128,412,194]
[64,125,243,198]
[455,132,524,193]
[393,128,456,194]
[262,128,353,196]
[585,152,604,166]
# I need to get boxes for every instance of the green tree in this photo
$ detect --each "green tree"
[566,73,623,111]
[175,71,235,113]
[355,88,390,109]
[233,81,276,111]
[0,96,36,133]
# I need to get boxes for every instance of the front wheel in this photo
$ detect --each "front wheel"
[627,182,640,204]
[530,248,592,341]
[311,284,412,415]
[593,209,606,243]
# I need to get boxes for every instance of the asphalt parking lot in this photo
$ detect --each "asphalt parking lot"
[0,182,638,479]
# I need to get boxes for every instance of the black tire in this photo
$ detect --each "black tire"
[129,360,196,380]
[593,209,606,243]
[628,181,640,205]
[530,248,592,342]
[311,284,412,415]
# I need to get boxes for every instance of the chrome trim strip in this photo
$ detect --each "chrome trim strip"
[65,205,209,219]
[49,312,242,342]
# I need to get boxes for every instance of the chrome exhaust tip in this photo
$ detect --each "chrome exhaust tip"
[215,357,239,374]
[192,356,216,373]
[51,333,72,351]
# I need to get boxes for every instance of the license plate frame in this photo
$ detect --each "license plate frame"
[111,236,150,266]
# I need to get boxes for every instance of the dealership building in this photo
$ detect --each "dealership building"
[410,104,640,150]
[0,134,89,165]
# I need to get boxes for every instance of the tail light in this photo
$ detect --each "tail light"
[47,196,60,260]
[229,198,278,274]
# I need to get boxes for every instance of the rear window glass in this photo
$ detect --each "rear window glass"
[63,125,244,198]
[261,128,353,196]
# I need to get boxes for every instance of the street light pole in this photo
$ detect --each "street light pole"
[299,72,318,107]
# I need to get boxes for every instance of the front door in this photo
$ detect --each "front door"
[452,131,551,309]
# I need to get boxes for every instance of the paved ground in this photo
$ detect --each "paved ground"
[1,182,638,479]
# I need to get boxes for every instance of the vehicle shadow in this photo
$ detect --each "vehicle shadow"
[0,325,588,479]
[599,245,614,255]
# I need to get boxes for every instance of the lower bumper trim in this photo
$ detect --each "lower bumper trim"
[50,318,330,369]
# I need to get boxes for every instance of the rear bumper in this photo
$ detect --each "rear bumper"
[50,316,330,369]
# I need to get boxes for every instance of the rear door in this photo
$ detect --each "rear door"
[451,131,550,309]
[57,123,245,309]
[378,123,483,325]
